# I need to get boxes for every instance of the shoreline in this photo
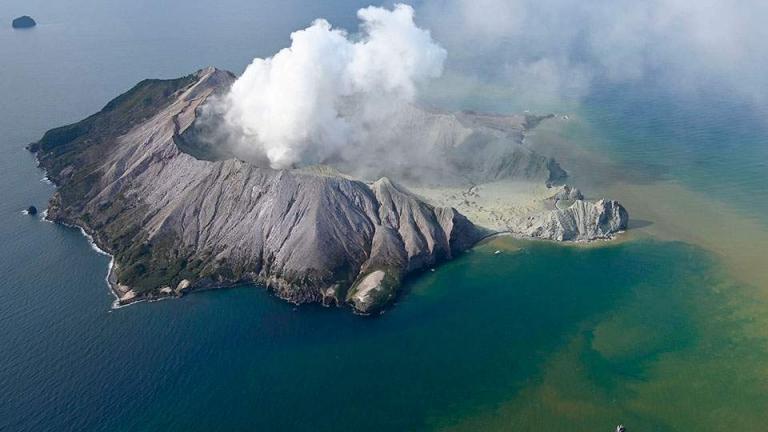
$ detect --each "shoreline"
[531,115,768,293]
[35,165,146,309]
[49,215,133,309]
[57,214,332,309]
[476,229,628,252]
[48,185,626,312]
[410,180,627,244]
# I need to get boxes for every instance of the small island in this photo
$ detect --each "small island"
[12,16,36,29]
[28,67,628,313]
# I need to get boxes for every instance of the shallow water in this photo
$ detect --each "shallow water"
[2,1,768,431]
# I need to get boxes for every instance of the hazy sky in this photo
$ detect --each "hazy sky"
[212,1,768,169]
[418,0,768,110]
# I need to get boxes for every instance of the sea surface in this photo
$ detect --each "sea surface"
[2,1,768,431]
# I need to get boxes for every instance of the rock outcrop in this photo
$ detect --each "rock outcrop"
[549,184,584,202]
[346,270,393,313]
[515,199,628,241]
[12,16,36,29]
[30,67,484,313]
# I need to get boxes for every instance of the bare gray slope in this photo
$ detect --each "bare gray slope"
[190,97,566,187]
[328,105,566,186]
[32,67,484,313]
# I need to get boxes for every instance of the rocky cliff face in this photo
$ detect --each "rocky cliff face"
[514,199,628,241]
[31,67,484,313]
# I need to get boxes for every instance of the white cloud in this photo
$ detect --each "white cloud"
[420,0,768,108]
[221,3,446,169]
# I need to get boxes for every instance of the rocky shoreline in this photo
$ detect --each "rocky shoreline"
[47,197,351,310]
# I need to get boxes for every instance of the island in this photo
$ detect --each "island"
[12,16,36,29]
[28,67,627,313]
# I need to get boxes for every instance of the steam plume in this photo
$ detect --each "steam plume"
[420,0,768,111]
[221,4,446,169]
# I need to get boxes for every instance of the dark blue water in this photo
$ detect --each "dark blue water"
[2,2,768,431]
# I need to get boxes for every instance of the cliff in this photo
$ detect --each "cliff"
[30,67,484,313]
[515,199,628,241]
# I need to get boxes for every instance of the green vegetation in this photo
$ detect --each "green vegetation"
[31,74,199,293]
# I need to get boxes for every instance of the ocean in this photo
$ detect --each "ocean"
[2,1,767,431]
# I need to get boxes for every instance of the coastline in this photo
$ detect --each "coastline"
[41,174,626,311]
[38,169,145,308]
[49,214,132,309]
[431,116,768,432]
[55,214,336,309]
[530,114,768,294]
[410,180,627,243]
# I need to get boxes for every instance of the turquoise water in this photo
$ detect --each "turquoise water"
[2,1,768,431]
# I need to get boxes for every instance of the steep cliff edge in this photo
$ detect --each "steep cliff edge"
[29,67,484,313]
[515,198,628,241]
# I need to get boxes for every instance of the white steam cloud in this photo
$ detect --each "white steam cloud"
[221,4,446,169]
[204,0,768,178]
[420,0,768,111]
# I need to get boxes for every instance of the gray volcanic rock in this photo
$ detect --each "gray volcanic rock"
[31,67,484,313]
[515,199,628,241]
[331,105,567,186]
[12,16,36,29]
[549,184,584,201]
[347,270,394,313]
